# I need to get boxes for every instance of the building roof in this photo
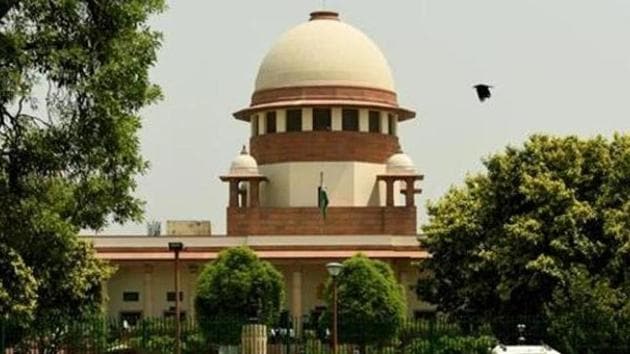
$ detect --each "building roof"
[84,235,428,261]
[254,11,395,93]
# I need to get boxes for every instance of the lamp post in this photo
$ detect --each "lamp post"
[169,242,184,354]
[326,262,343,354]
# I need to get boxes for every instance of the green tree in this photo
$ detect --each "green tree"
[418,134,630,350]
[0,243,37,321]
[545,267,630,353]
[324,254,406,348]
[0,0,164,342]
[195,247,285,345]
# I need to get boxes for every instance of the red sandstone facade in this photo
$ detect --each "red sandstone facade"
[226,206,417,236]
[250,131,401,164]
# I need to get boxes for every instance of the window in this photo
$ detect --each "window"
[251,115,258,136]
[166,291,184,302]
[286,109,302,132]
[123,291,139,302]
[164,311,187,321]
[120,311,142,327]
[388,114,397,135]
[313,108,331,131]
[369,111,381,133]
[266,111,277,134]
[342,109,359,131]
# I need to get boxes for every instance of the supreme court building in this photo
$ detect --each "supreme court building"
[86,10,430,324]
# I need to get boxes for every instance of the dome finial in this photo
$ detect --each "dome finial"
[240,145,248,155]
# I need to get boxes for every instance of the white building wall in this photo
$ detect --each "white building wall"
[103,259,430,320]
[258,162,386,207]
[106,265,145,316]
[106,263,197,319]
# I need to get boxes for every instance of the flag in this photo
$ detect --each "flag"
[318,186,329,219]
[318,171,329,219]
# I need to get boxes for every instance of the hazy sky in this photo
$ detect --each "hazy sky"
[100,0,630,235]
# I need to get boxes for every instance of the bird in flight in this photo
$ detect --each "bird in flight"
[473,84,493,102]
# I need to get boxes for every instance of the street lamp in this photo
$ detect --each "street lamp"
[326,262,343,354]
[168,242,184,354]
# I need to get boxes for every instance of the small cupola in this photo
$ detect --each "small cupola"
[386,152,417,175]
[220,146,268,210]
[228,145,260,176]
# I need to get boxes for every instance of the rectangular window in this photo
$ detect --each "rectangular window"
[266,111,277,134]
[369,111,381,133]
[388,114,397,136]
[164,311,187,321]
[123,292,139,302]
[286,109,302,132]
[342,109,359,131]
[166,291,184,302]
[251,115,258,136]
[120,311,142,327]
[313,108,332,131]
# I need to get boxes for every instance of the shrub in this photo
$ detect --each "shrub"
[195,247,285,344]
[323,254,406,347]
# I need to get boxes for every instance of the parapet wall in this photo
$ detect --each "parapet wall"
[227,206,417,236]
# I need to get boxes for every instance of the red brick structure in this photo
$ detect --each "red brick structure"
[227,206,417,236]
[250,131,400,164]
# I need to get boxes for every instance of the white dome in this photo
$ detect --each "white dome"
[386,153,417,175]
[255,11,395,92]
[229,148,260,176]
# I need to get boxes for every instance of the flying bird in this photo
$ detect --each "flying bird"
[473,84,493,102]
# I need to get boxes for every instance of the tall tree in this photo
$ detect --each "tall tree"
[0,0,164,335]
[418,134,630,350]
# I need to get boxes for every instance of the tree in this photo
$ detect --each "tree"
[545,267,630,353]
[418,134,630,349]
[324,254,406,348]
[0,244,37,321]
[195,247,285,344]
[0,0,164,339]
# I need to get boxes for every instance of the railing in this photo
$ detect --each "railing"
[1,316,629,354]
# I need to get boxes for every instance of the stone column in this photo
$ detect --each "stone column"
[358,109,369,132]
[258,115,265,135]
[385,178,395,207]
[143,263,153,317]
[292,270,304,335]
[188,264,199,322]
[101,279,109,313]
[381,112,389,134]
[277,109,287,133]
[399,270,410,305]
[303,108,313,131]
[404,177,415,207]
[291,270,303,323]
[331,107,342,131]
[249,180,260,208]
